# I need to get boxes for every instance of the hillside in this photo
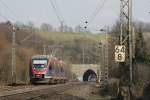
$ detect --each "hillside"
[0,22,47,84]
[36,31,108,64]
[37,31,106,42]
[0,22,106,84]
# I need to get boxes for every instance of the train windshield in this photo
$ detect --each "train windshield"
[32,60,48,70]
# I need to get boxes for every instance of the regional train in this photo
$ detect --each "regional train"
[29,55,68,84]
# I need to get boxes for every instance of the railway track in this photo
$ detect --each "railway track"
[0,82,83,100]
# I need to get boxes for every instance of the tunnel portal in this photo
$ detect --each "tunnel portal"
[83,69,97,82]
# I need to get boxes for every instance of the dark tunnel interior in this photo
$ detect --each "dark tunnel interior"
[83,69,97,82]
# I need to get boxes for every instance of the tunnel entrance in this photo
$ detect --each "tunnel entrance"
[83,69,97,82]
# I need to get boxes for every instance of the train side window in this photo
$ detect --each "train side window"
[59,66,61,73]
[49,65,52,71]
[56,65,58,73]
[57,66,59,73]
[61,67,64,72]
[53,65,55,72]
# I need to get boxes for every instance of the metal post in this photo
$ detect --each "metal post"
[120,0,123,45]
[82,47,85,64]
[132,27,135,58]
[98,42,102,83]
[99,45,101,83]
[82,21,89,64]
[12,24,16,85]
[120,0,133,99]
[101,44,104,84]
[43,44,46,55]
[105,26,109,81]
[60,21,64,32]
[99,26,109,85]
[129,0,133,96]
[120,0,132,81]
[60,46,63,60]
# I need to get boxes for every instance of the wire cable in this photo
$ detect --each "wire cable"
[53,0,64,22]
[85,0,108,25]
[0,0,19,20]
[0,12,9,21]
[48,0,64,23]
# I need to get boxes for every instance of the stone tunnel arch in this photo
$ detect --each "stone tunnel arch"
[83,69,97,81]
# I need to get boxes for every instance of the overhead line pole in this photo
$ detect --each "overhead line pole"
[120,0,133,99]
[11,24,16,85]
[43,44,46,55]
[99,26,109,85]
[120,0,123,45]
[129,0,133,94]
[105,26,109,81]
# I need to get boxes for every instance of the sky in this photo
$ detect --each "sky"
[0,0,149,31]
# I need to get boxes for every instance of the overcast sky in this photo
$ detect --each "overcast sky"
[0,0,149,30]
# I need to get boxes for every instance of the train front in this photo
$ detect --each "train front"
[30,55,49,83]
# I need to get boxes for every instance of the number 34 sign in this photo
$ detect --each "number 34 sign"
[115,45,125,62]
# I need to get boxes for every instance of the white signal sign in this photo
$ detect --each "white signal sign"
[115,45,125,62]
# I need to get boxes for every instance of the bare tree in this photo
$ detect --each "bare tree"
[27,21,34,29]
[40,23,53,32]
[58,25,73,32]
[75,25,85,33]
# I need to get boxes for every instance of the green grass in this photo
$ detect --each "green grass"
[37,31,107,42]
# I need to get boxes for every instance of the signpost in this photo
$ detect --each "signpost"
[115,45,125,62]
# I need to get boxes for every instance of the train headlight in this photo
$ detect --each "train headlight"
[41,65,44,68]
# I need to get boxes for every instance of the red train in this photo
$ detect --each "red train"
[29,55,68,84]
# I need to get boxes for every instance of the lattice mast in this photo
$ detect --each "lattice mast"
[120,0,133,88]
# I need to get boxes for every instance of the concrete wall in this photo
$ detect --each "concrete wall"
[71,64,99,81]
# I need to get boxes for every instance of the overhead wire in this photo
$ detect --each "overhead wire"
[83,0,108,32]
[0,0,19,21]
[48,0,64,24]
[0,12,9,21]
[88,0,108,24]
[53,0,64,22]
[0,0,38,45]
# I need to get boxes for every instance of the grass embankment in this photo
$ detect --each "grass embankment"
[36,31,108,64]
[37,31,106,42]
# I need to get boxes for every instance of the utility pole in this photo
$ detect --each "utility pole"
[105,27,109,81]
[82,21,88,64]
[95,40,103,83]
[129,0,133,97]
[129,0,133,86]
[48,45,52,55]
[59,45,63,60]
[60,21,64,32]
[43,44,46,55]
[100,44,104,85]
[99,26,109,85]
[11,24,16,85]
[120,0,133,99]
[82,47,85,64]
[101,44,103,83]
